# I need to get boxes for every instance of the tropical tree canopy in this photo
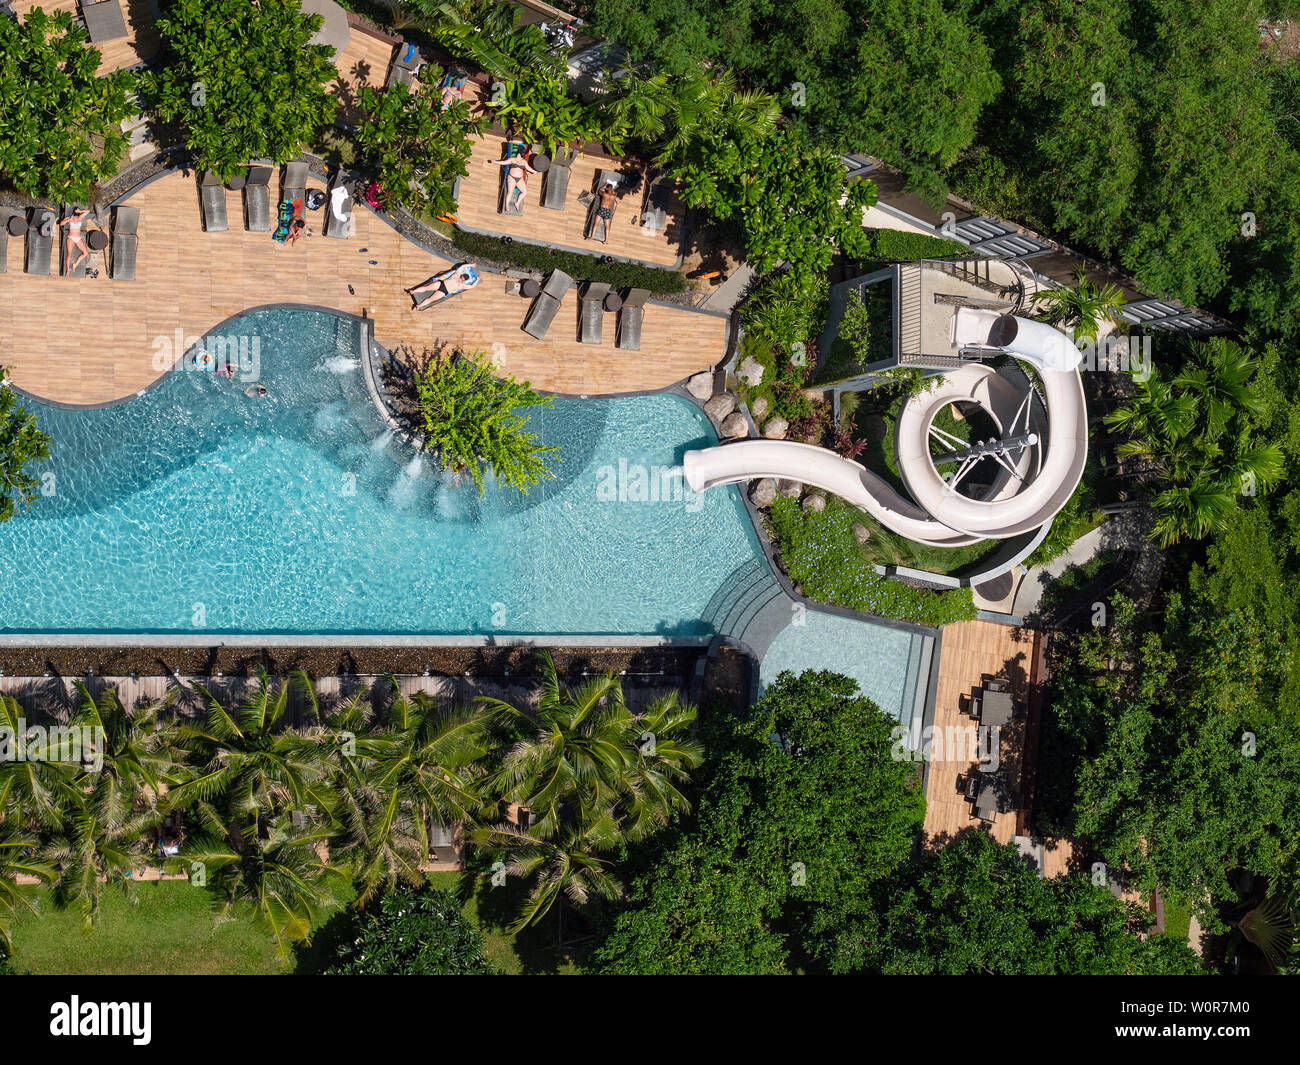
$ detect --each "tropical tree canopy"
[0,377,52,525]
[415,351,558,496]
[0,8,133,202]
[142,0,337,178]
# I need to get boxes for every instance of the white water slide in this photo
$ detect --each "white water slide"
[684,312,1088,548]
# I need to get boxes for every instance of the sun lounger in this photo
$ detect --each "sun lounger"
[580,281,611,344]
[110,204,139,281]
[282,161,308,212]
[61,204,91,277]
[410,262,478,309]
[198,171,228,232]
[522,269,573,340]
[272,198,299,243]
[586,168,621,243]
[0,206,20,274]
[25,208,54,275]
[387,40,423,89]
[616,288,650,351]
[324,179,353,239]
[540,147,573,211]
[499,142,531,216]
[641,172,671,233]
[244,165,273,232]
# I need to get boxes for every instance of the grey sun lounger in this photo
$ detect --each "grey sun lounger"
[580,281,611,344]
[616,288,651,351]
[110,204,139,281]
[324,179,353,239]
[244,165,273,232]
[199,171,228,233]
[282,161,308,212]
[540,148,573,211]
[0,206,19,274]
[641,172,672,233]
[25,208,54,275]
[586,168,620,243]
[522,269,573,340]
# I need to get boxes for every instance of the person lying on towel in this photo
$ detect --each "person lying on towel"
[408,263,479,310]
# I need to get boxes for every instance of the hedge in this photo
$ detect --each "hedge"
[450,230,687,294]
[866,228,972,261]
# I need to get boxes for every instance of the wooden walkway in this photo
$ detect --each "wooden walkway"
[922,620,1079,878]
[0,169,725,405]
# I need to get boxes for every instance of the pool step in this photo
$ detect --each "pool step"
[703,558,787,641]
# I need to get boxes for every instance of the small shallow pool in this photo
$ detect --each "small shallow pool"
[0,308,766,636]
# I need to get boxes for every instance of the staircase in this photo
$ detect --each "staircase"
[702,558,787,643]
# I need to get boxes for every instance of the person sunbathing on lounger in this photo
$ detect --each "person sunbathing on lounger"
[408,263,479,310]
[59,207,92,274]
[440,74,469,110]
[486,154,541,213]
[592,183,618,243]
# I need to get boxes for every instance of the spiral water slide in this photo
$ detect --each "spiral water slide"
[684,313,1088,547]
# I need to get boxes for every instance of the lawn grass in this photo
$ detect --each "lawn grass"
[8,882,295,975]
[1161,895,1193,941]
[7,870,581,975]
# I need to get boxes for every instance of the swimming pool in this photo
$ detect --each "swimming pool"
[0,308,766,636]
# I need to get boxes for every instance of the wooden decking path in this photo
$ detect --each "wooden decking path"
[21,0,161,73]
[456,133,687,268]
[922,620,1079,878]
[0,169,725,405]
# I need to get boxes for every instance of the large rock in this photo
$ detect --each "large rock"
[762,416,789,440]
[704,392,736,423]
[750,395,768,421]
[749,479,777,507]
[776,479,802,499]
[737,356,764,387]
[720,411,749,439]
[802,493,826,513]
[686,371,714,400]
[852,522,871,544]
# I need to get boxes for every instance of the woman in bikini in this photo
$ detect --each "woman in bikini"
[408,264,479,310]
[486,153,541,213]
[59,207,92,274]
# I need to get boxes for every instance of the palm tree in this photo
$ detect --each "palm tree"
[0,695,81,833]
[475,653,702,932]
[0,830,53,955]
[169,669,336,847]
[328,679,493,905]
[1172,339,1265,438]
[47,684,180,929]
[472,814,622,940]
[1032,270,1126,341]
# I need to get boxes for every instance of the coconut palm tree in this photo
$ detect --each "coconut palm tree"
[47,684,181,929]
[620,691,703,842]
[472,813,622,939]
[168,669,337,846]
[0,830,53,954]
[328,679,493,905]
[1032,270,1126,342]
[0,695,81,833]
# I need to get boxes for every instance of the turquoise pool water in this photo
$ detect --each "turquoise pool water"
[758,609,930,730]
[0,308,766,636]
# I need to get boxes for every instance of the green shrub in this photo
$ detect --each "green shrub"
[867,228,972,261]
[448,230,687,294]
[765,497,976,626]
[323,887,498,975]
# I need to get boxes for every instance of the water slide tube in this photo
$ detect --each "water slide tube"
[684,313,1088,545]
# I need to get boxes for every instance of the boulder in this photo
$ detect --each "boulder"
[852,522,871,544]
[704,392,736,423]
[750,395,768,421]
[762,416,789,440]
[802,493,826,514]
[720,411,749,439]
[749,479,777,507]
[686,371,714,400]
[737,356,764,387]
[776,479,802,499]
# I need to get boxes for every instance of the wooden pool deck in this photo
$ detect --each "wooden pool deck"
[0,169,724,406]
